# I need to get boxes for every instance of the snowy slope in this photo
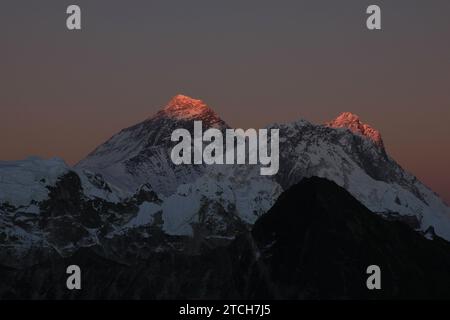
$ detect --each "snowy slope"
[76,95,228,196]
[161,165,282,236]
[0,157,130,266]
[0,157,69,207]
[74,95,450,241]
[0,157,121,209]
[273,117,450,240]
[2,95,450,248]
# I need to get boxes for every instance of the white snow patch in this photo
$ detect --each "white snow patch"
[0,157,69,207]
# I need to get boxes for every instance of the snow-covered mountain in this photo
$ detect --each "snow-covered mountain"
[273,118,450,240]
[2,94,450,299]
[1,94,450,260]
[4,177,450,299]
[0,157,143,265]
[75,94,282,237]
[75,94,450,240]
[76,94,228,196]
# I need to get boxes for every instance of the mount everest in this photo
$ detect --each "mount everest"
[1,94,450,269]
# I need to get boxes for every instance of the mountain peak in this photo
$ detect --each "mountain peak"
[162,94,210,119]
[326,112,384,148]
[155,94,228,128]
[335,112,360,123]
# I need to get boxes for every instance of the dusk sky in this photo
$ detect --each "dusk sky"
[1,0,450,202]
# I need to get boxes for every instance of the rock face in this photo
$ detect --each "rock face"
[2,178,450,300]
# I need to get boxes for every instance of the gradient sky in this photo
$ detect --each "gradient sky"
[1,0,450,202]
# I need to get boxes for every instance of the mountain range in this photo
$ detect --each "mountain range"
[76,94,450,239]
[1,94,450,298]
[2,177,450,299]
